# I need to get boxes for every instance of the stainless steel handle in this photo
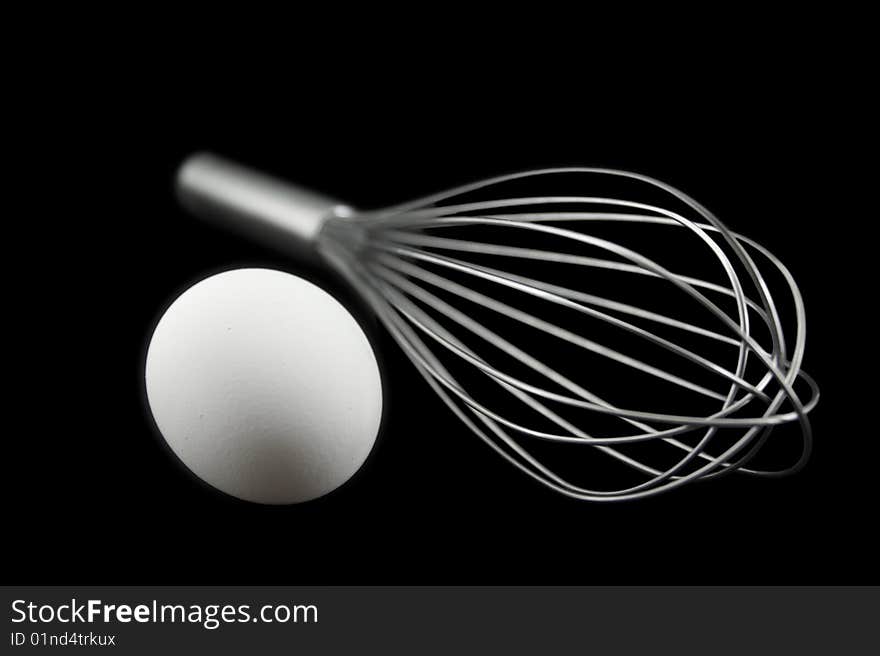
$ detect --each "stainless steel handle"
[176,153,349,257]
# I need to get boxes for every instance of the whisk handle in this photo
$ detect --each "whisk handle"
[176,153,350,257]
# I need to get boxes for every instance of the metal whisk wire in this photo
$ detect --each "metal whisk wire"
[317,168,818,501]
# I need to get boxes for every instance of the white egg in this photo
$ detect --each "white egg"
[145,268,383,504]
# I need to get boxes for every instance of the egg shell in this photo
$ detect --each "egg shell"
[145,268,383,504]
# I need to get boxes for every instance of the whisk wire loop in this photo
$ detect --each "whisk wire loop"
[317,168,816,500]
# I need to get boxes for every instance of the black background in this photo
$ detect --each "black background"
[8,35,871,585]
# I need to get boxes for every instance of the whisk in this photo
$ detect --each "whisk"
[176,153,818,502]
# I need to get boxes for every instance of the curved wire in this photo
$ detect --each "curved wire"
[317,167,817,500]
